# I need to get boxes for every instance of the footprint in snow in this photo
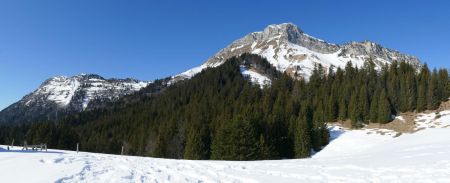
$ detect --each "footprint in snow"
[53,157,65,163]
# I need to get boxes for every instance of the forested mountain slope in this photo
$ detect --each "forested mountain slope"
[0,54,447,161]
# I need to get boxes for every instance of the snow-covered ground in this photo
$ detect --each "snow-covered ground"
[2,110,450,183]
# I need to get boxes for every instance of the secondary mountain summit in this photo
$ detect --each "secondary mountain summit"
[0,74,150,123]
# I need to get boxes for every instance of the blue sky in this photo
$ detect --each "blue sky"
[0,0,449,110]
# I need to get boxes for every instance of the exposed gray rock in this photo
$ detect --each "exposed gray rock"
[341,41,420,66]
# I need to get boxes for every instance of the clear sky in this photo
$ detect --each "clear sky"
[0,0,449,110]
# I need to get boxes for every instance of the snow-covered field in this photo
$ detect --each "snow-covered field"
[2,111,450,183]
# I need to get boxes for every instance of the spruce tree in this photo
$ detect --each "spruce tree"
[417,64,430,112]
[338,97,347,121]
[427,69,440,110]
[184,124,210,160]
[258,134,271,159]
[438,69,449,101]
[325,93,338,122]
[211,115,259,160]
[406,73,417,111]
[358,86,369,123]
[369,89,380,123]
[387,61,400,111]
[378,90,391,123]
[294,109,311,158]
[348,91,360,127]
[233,117,260,160]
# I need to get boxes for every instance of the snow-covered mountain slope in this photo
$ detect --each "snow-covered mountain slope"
[172,23,420,84]
[0,74,150,123]
[240,65,271,88]
[2,110,449,183]
[32,74,149,109]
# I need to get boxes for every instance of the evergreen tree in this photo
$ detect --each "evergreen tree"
[211,115,259,160]
[348,91,360,127]
[338,97,347,121]
[369,89,380,123]
[387,61,400,111]
[417,64,430,111]
[406,73,417,111]
[358,85,369,123]
[184,124,211,160]
[378,90,391,123]
[427,70,440,110]
[438,69,449,101]
[325,93,338,122]
[398,62,417,112]
[258,134,271,159]
[294,107,311,158]
[438,69,450,101]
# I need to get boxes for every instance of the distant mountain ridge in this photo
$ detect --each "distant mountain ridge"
[0,74,150,123]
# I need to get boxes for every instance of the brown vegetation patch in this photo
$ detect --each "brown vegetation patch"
[284,68,297,79]
[265,40,278,48]
[366,111,417,133]
[360,100,449,134]
[438,100,450,111]
[287,54,307,61]
[420,100,450,114]
[327,101,450,135]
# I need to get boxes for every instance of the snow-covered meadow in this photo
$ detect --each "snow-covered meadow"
[2,110,450,183]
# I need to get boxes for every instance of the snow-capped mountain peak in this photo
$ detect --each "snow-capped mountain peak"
[172,23,420,84]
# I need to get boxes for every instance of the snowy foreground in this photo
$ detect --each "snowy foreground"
[2,111,450,183]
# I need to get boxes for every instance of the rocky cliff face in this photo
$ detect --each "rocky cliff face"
[0,74,150,123]
[173,23,420,82]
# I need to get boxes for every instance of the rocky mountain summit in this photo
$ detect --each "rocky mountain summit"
[0,74,150,123]
[174,23,420,82]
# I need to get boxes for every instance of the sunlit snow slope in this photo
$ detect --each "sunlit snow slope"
[1,110,450,183]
